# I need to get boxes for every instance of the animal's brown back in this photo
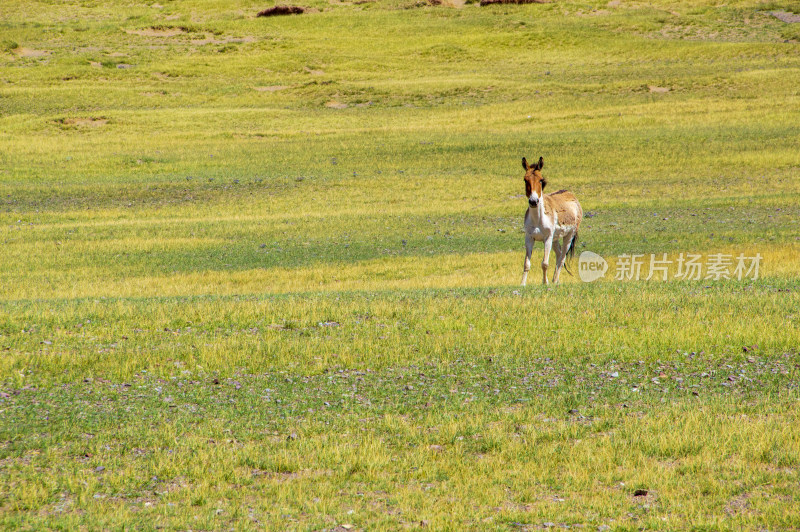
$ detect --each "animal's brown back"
[544,189,582,228]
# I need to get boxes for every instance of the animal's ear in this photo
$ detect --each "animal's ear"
[522,157,529,170]
[537,157,544,171]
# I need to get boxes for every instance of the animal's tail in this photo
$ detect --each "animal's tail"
[562,231,578,276]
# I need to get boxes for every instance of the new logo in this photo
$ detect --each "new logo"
[578,251,608,282]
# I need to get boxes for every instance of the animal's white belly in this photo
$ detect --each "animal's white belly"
[553,224,576,239]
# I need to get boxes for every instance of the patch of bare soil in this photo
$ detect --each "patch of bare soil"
[771,11,800,23]
[254,85,290,92]
[125,26,188,37]
[257,5,306,16]
[406,0,464,6]
[725,493,752,516]
[57,117,108,127]
[325,101,348,109]
[192,35,256,45]
[648,85,670,93]
[480,0,547,5]
[12,47,50,58]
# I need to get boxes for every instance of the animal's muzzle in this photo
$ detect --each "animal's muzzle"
[529,198,538,207]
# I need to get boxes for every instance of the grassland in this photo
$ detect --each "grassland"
[1,0,800,529]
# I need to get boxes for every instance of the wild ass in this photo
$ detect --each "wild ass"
[520,157,583,286]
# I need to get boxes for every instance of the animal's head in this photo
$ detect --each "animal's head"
[522,156,546,207]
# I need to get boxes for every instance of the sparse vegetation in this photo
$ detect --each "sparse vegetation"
[1,0,799,529]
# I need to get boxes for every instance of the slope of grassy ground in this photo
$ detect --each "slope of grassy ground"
[1,0,799,529]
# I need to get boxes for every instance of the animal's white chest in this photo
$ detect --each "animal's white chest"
[524,208,553,241]
[526,226,544,240]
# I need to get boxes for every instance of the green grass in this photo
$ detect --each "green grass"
[1,0,800,529]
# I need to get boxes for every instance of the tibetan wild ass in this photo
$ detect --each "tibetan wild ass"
[520,157,583,286]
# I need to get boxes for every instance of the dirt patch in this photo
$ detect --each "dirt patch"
[12,47,50,58]
[125,26,188,37]
[254,85,290,92]
[480,0,547,5]
[325,101,348,109]
[725,493,752,516]
[648,85,670,93]
[407,0,464,6]
[771,11,800,23]
[192,35,256,45]
[57,117,108,128]
[257,5,306,16]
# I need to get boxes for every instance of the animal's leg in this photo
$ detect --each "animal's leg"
[554,234,573,284]
[541,236,552,285]
[521,233,534,286]
[552,239,564,284]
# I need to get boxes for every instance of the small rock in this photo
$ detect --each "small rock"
[287,433,298,441]
[94,466,105,473]
[610,371,619,378]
